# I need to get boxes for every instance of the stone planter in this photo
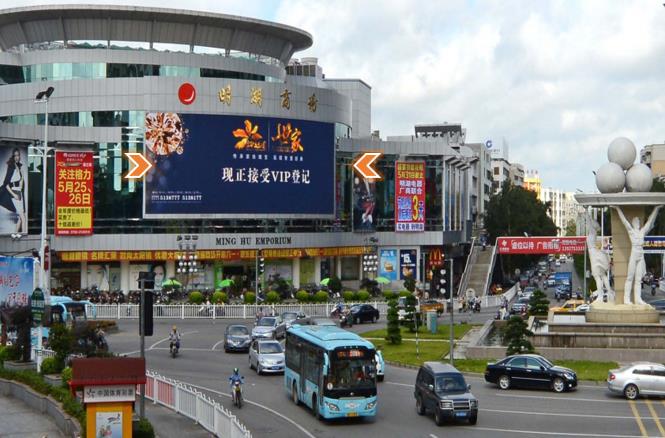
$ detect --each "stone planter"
[3,360,36,372]
[43,374,62,387]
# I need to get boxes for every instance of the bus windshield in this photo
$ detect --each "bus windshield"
[330,349,375,389]
[63,303,86,321]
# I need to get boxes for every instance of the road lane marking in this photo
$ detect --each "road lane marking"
[462,426,644,437]
[494,393,636,404]
[187,382,316,438]
[629,400,648,437]
[211,339,226,351]
[481,408,655,420]
[149,330,198,350]
[646,399,665,437]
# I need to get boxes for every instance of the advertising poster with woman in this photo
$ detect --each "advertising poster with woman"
[0,147,28,235]
[353,176,377,232]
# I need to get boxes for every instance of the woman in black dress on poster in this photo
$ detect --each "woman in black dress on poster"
[0,148,27,234]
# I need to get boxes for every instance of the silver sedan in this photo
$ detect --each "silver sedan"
[607,362,665,400]
[248,340,285,375]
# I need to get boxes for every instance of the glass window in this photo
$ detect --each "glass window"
[258,317,276,327]
[633,368,652,375]
[330,357,373,389]
[228,326,248,336]
[259,342,282,354]
[0,65,24,84]
[507,357,526,368]
[435,373,467,392]
[525,358,542,370]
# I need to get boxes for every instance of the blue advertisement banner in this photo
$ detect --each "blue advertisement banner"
[0,256,34,315]
[379,249,398,281]
[644,236,665,253]
[399,249,417,280]
[144,113,335,218]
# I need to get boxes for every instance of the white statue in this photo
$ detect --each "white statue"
[612,205,663,305]
[585,212,614,304]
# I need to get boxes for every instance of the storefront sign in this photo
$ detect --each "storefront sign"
[31,288,45,323]
[395,161,425,232]
[399,249,417,280]
[379,249,398,281]
[55,151,93,235]
[496,237,586,255]
[59,246,372,262]
[143,113,334,218]
[642,236,665,254]
[84,385,136,403]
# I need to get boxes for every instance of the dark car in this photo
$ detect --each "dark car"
[414,362,478,426]
[223,324,251,353]
[510,297,530,314]
[350,304,380,324]
[484,354,577,393]
[554,285,571,300]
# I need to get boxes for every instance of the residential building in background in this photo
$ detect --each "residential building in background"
[467,143,492,228]
[641,143,665,179]
[540,188,581,235]
[509,163,525,187]
[524,169,542,197]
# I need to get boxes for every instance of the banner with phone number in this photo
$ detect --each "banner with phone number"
[55,151,93,235]
[395,161,425,232]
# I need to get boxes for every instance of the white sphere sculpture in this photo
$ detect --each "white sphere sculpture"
[608,137,636,170]
[595,162,626,193]
[625,163,653,192]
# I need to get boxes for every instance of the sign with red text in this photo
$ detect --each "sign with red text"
[496,237,586,255]
[55,151,93,235]
[395,161,425,232]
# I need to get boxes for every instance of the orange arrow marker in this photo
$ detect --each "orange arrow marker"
[125,153,153,179]
[353,152,383,180]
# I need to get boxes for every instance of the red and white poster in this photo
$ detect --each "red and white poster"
[395,161,425,232]
[55,151,93,235]
[496,237,586,255]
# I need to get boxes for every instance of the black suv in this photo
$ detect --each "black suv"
[414,362,478,426]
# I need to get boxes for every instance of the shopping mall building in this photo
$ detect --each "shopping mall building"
[0,5,482,295]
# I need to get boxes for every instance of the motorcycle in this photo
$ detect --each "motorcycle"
[472,301,481,313]
[170,340,180,358]
[232,380,243,408]
[340,312,353,328]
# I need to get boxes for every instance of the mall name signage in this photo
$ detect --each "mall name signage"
[216,236,292,247]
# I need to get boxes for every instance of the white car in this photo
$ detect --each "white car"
[574,304,590,313]
[608,362,665,400]
[248,340,285,375]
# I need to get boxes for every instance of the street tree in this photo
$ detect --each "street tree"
[403,294,420,333]
[385,298,402,344]
[528,289,550,316]
[503,316,535,355]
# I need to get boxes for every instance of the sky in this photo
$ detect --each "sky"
[3,0,665,192]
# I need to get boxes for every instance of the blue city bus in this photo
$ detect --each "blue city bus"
[31,296,96,345]
[285,325,377,419]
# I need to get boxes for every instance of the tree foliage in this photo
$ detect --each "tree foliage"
[403,276,416,293]
[528,289,550,316]
[403,294,420,332]
[503,316,535,355]
[385,298,402,344]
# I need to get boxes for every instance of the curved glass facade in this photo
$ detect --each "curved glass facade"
[0,62,281,85]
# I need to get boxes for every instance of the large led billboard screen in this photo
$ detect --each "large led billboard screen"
[143,113,335,218]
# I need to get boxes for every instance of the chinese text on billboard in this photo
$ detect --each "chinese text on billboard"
[395,162,425,232]
[55,151,93,235]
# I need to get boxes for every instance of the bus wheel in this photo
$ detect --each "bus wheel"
[292,382,300,405]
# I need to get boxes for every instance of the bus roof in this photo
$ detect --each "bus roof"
[288,325,375,351]
[50,296,74,304]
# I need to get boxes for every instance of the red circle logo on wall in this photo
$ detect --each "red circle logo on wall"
[178,83,196,105]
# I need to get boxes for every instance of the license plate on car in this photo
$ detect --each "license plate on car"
[347,412,358,417]
[455,412,467,417]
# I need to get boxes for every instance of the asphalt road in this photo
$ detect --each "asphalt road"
[108,314,663,438]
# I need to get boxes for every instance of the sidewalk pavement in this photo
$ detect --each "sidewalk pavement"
[144,401,214,438]
[0,394,64,438]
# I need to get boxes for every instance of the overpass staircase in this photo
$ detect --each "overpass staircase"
[459,242,496,298]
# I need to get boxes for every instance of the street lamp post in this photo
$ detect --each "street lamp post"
[440,258,454,366]
[34,86,54,372]
[176,234,198,293]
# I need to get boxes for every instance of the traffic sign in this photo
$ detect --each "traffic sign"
[353,152,383,180]
[31,288,45,323]
[125,153,153,179]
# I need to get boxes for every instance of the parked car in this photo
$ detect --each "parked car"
[350,304,380,324]
[414,362,478,426]
[510,297,530,314]
[223,324,251,353]
[252,316,282,340]
[420,299,444,315]
[292,316,336,326]
[375,350,385,382]
[607,362,665,400]
[484,354,577,393]
[248,340,285,374]
[550,299,585,313]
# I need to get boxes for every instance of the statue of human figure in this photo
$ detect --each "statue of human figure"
[612,205,663,305]
[585,211,614,304]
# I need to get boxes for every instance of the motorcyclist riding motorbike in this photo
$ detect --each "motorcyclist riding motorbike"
[169,325,181,357]
[229,367,244,407]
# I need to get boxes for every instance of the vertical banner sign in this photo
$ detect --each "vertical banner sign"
[0,146,29,235]
[55,151,93,235]
[0,256,34,319]
[399,249,417,280]
[379,249,398,281]
[395,162,425,232]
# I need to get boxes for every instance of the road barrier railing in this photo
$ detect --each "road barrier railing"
[142,370,251,438]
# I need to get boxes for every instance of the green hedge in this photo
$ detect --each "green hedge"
[314,291,329,303]
[188,291,204,304]
[134,417,155,438]
[357,290,370,302]
[343,291,355,302]
[244,292,256,304]
[295,290,310,303]
[383,291,398,300]
[211,291,228,304]
[266,291,281,304]
[40,357,62,375]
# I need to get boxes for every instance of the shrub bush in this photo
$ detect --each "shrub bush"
[48,324,73,371]
[295,290,310,303]
[60,367,72,389]
[329,277,343,295]
[398,290,411,297]
[134,417,156,438]
[244,292,256,304]
[211,291,228,304]
[40,357,62,375]
[0,345,8,365]
[266,291,281,304]
[356,290,370,302]
[342,291,355,302]
[383,291,398,300]
[188,291,204,305]
[314,291,329,303]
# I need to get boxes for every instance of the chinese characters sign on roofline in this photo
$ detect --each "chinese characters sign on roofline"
[496,237,586,255]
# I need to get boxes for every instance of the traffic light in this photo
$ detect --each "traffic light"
[141,290,154,337]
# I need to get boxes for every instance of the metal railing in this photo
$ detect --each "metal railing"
[87,302,390,320]
[142,371,251,438]
[457,237,477,299]
[480,284,517,308]
[483,244,498,296]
